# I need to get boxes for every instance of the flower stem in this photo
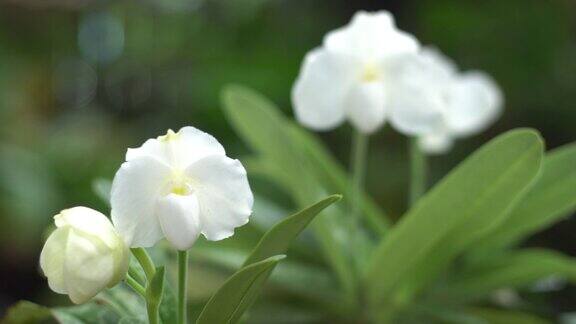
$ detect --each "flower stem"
[147,301,160,324]
[126,274,146,297]
[130,248,158,324]
[350,131,369,233]
[177,250,188,324]
[131,248,156,280]
[128,265,146,285]
[350,130,369,277]
[409,137,427,206]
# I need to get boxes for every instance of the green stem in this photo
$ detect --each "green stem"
[130,248,158,324]
[349,131,369,312]
[147,301,160,324]
[131,248,156,280]
[177,250,188,324]
[128,265,146,285]
[350,131,369,235]
[409,137,427,206]
[126,274,146,297]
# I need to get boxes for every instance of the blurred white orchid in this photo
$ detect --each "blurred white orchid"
[392,48,503,154]
[40,207,129,304]
[292,11,420,134]
[111,126,253,251]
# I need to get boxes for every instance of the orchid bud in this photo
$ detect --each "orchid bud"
[39,207,129,304]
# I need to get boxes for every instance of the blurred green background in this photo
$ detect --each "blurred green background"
[0,0,575,317]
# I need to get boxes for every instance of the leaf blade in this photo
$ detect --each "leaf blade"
[473,142,576,252]
[440,249,576,301]
[365,129,544,305]
[243,194,342,266]
[196,255,285,324]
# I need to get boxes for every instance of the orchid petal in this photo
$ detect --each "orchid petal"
[157,193,201,251]
[444,71,503,136]
[111,157,172,247]
[292,49,355,131]
[324,11,419,59]
[419,132,454,155]
[345,82,387,134]
[185,155,253,241]
[126,126,225,169]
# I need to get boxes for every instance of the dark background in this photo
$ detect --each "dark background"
[0,0,575,316]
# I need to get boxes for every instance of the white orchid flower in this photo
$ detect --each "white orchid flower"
[393,48,503,154]
[110,126,253,251]
[40,207,129,304]
[292,10,420,134]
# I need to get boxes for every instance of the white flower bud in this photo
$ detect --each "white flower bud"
[39,207,129,304]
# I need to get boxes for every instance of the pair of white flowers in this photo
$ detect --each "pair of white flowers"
[292,11,503,153]
[40,127,253,303]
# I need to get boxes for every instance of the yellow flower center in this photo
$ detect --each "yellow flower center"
[168,172,193,196]
[361,63,381,82]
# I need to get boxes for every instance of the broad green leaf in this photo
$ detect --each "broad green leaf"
[473,142,576,252]
[365,129,544,305]
[107,285,145,315]
[146,266,165,319]
[2,301,54,324]
[159,282,177,324]
[439,249,576,301]
[466,307,551,324]
[193,245,339,304]
[243,194,342,266]
[222,85,389,232]
[247,303,327,324]
[286,124,389,233]
[222,85,356,301]
[196,255,285,324]
[407,304,485,324]
[221,84,321,202]
[118,318,147,324]
[54,303,120,323]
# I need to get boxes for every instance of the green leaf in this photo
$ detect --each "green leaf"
[196,255,285,324]
[159,282,177,324]
[118,318,147,324]
[243,194,342,266]
[221,84,389,232]
[365,129,544,306]
[53,303,120,323]
[466,307,551,324]
[439,249,576,301]
[2,301,54,324]
[193,245,340,305]
[146,266,165,305]
[286,123,389,233]
[473,142,576,252]
[1,301,130,324]
[221,85,356,301]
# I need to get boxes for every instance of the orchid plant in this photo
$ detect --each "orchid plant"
[4,9,576,324]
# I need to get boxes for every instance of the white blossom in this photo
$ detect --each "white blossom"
[393,48,503,154]
[110,126,253,251]
[292,11,420,134]
[39,207,129,304]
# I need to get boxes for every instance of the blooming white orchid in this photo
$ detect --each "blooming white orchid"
[40,207,129,304]
[111,126,253,251]
[392,48,503,154]
[292,10,420,134]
